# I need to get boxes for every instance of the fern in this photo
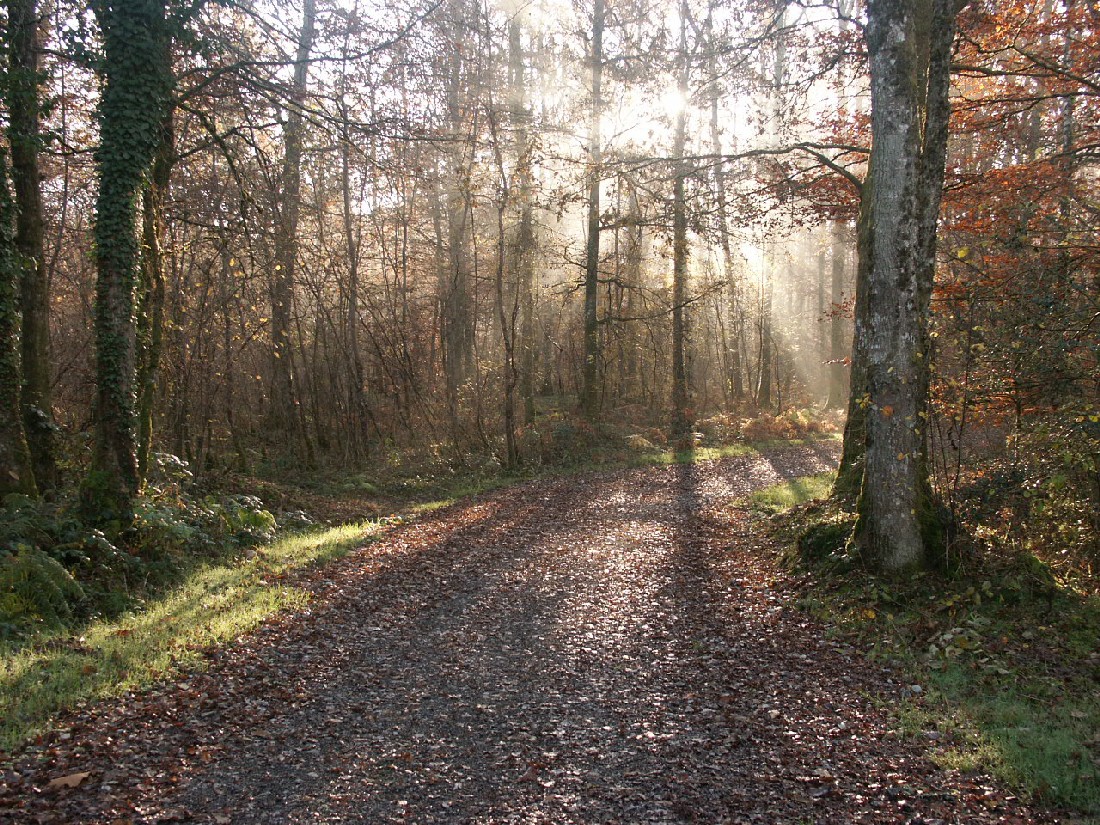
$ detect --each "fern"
[0,547,85,633]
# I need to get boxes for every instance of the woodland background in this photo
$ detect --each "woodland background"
[0,0,1096,634]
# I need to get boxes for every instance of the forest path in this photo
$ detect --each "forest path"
[6,442,1050,824]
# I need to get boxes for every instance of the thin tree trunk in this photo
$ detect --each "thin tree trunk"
[670,0,690,436]
[581,0,605,420]
[136,110,173,481]
[269,0,315,449]
[708,62,743,407]
[338,26,369,461]
[757,258,774,410]
[441,2,475,418]
[509,19,537,428]
[835,175,872,499]
[825,219,848,409]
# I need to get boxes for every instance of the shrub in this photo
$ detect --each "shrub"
[695,413,741,442]
[0,454,288,644]
[742,408,832,441]
[0,547,85,639]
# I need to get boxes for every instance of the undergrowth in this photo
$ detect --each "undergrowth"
[775,498,1100,819]
[0,521,377,753]
[0,453,302,646]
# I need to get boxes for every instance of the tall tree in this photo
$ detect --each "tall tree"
[706,3,743,408]
[84,0,173,521]
[136,108,173,481]
[580,0,605,419]
[509,17,537,426]
[824,219,848,409]
[852,0,964,571]
[440,0,476,415]
[0,152,35,496]
[269,0,316,453]
[669,0,691,435]
[6,0,56,490]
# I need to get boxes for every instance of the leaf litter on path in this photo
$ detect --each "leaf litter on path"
[0,443,1061,823]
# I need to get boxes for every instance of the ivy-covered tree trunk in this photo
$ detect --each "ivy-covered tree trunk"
[6,0,57,491]
[852,0,962,572]
[0,152,35,496]
[84,0,172,523]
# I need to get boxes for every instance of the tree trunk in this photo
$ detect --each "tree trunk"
[706,0,743,408]
[825,219,848,409]
[835,174,872,499]
[269,0,315,448]
[441,2,475,417]
[338,34,369,462]
[852,0,961,573]
[510,20,537,427]
[670,1,690,436]
[6,0,56,490]
[756,258,774,410]
[0,152,35,496]
[84,0,172,523]
[580,0,605,420]
[136,110,173,481]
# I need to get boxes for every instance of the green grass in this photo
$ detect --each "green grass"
[888,651,1100,820]
[747,471,836,513]
[0,521,377,753]
[921,676,1100,816]
[779,502,1100,819]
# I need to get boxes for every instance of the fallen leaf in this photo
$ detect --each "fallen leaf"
[517,764,541,783]
[46,771,90,790]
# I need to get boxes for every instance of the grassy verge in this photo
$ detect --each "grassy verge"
[773,500,1100,819]
[0,522,378,754]
[746,471,835,513]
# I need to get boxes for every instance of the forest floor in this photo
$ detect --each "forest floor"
[0,442,1068,823]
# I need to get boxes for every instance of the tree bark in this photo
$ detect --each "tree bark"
[6,0,56,490]
[852,0,962,573]
[136,109,173,482]
[510,19,537,427]
[441,1,475,416]
[338,28,369,462]
[835,185,872,500]
[670,0,690,436]
[825,219,848,409]
[0,152,35,496]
